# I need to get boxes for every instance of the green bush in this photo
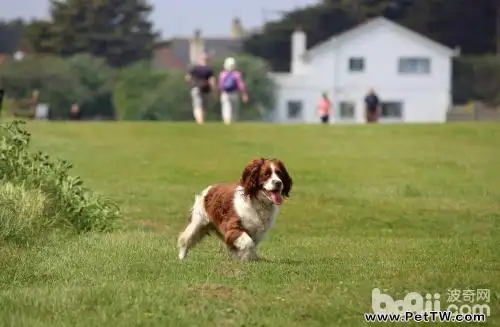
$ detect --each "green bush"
[0,55,89,118]
[453,55,500,106]
[68,53,117,119]
[112,61,166,120]
[0,120,120,244]
[0,54,117,119]
[140,69,194,121]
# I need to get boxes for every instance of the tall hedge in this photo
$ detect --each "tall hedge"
[453,55,500,107]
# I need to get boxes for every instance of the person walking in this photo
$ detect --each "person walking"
[364,88,381,123]
[186,53,216,124]
[218,57,248,125]
[317,92,332,124]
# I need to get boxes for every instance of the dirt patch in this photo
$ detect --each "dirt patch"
[188,284,237,301]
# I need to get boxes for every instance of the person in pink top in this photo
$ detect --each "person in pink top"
[218,57,248,124]
[317,92,332,124]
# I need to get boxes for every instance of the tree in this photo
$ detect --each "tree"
[244,4,360,72]
[454,55,500,105]
[0,19,24,53]
[67,54,116,118]
[388,0,496,55]
[21,0,159,67]
[328,0,497,54]
[323,0,415,19]
[19,20,53,54]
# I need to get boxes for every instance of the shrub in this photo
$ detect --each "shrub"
[112,61,167,120]
[0,54,117,119]
[0,182,49,243]
[68,53,117,119]
[0,55,89,118]
[453,55,500,107]
[0,120,121,244]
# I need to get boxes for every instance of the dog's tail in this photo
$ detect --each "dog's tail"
[187,194,204,223]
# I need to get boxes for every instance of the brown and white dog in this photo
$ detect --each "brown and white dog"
[177,158,293,261]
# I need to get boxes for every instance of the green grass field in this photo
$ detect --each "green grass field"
[1,122,499,326]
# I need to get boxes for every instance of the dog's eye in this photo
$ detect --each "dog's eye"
[264,170,271,177]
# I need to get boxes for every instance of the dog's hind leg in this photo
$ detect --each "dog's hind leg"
[177,221,207,260]
[177,192,211,260]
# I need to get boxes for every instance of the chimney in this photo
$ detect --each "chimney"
[189,28,205,64]
[291,25,307,74]
[231,17,244,38]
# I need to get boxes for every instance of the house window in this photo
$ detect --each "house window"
[348,57,364,72]
[287,100,303,119]
[339,101,355,119]
[398,57,430,74]
[381,101,403,119]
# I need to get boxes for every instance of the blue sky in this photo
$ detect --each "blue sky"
[1,0,319,38]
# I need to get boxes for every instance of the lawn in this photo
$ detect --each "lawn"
[0,121,499,327]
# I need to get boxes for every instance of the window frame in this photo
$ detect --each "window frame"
[398,57,431,74]
[348,57,365,72]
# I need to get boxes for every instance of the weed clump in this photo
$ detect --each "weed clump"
[0,120,120,244]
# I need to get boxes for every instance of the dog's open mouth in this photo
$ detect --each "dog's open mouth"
[265,189,282,205]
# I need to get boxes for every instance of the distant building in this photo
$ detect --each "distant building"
[153,17,245,70]
[270,17,460,124]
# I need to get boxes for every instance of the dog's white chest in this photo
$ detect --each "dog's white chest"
[233,188,279,242]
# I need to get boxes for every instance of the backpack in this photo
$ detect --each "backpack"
[221,71,238,92]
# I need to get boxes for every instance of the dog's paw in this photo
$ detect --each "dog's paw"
[178,248,187,260]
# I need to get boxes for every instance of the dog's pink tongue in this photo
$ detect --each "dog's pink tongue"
[271,192,282,205]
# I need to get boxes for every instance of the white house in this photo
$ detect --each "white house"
[270,17,459,124]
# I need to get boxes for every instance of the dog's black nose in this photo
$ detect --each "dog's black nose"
[274,180,282,188]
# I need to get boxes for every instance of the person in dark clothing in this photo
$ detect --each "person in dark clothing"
[364,88,381,123]
[186,53,216,124]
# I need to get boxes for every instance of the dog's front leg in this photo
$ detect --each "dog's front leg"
[229,247,259,261]
[241,247,259,261]
[226,231,258,261]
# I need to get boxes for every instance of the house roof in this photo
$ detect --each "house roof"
[153,46,185,70]
[307,17,457,57]
[154,37,244,69]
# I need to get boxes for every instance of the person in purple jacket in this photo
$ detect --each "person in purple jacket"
[218,57,248,124]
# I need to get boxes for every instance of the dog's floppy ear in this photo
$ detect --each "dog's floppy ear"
[276,160,292,198]
[240,158,264,198]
